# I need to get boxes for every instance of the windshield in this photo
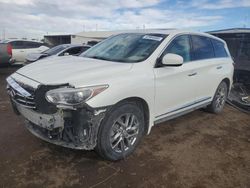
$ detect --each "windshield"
[42,45,69,55]
[81,33,167,63]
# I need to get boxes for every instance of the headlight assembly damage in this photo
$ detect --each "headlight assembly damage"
[45,85,108,106]
[8,80,109,150]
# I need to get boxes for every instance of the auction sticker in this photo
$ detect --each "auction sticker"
[143,35,163,41]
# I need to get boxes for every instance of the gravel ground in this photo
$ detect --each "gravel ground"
[0,67,250,188]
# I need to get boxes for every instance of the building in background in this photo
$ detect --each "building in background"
[44,31,123,46]
[44,34,72,47]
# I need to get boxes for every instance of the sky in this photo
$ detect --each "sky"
[0,0,249,40]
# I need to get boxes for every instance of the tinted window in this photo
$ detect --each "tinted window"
[25,41,42,48]
[62,47,82,56]
[163,35,191,62]
[211,39,228,58]
[42,45,69,55]
[10,41,24,49]
[191,35,215,60]
[81,46,91,53]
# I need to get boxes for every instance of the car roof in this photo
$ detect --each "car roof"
[2,39,44,43]
[120,29,226,44]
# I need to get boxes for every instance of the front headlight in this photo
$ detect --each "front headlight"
[45,85,108,106]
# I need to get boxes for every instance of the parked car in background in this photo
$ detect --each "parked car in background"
[6,30,234,161]
[26,44,91,64]
[86,40,99,46]
[0,39,49,64]
[0,42,12,66]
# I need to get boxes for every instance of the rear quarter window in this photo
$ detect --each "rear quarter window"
[211,39,229,58]
[191,35,215,60]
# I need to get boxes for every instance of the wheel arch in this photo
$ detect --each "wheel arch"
[113,97,150,135]
[221,77,231,95]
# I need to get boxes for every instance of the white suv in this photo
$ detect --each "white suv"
[2,39,49,64]
[6,30,234,161]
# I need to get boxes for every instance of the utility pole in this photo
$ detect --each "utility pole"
[3,28,5,40]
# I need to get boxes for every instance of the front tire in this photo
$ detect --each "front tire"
[206,81,228,114]
[95,102,145,161]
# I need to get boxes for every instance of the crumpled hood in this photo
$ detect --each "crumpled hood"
[16,56,133,87]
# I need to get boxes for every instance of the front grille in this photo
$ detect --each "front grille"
[7,81,36,109]
[14,91,36,109]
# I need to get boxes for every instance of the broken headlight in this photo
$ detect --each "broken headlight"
[45,85,108,105]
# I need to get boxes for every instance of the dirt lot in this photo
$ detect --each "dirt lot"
[0,67,250,188]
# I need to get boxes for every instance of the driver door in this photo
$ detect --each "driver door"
[154,35,198,120]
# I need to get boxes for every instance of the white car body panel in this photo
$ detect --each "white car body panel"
[13,46,48,63]
[9,30,234,134]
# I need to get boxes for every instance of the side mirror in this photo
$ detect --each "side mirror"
[162,53,183,66]
[63,52,70,56]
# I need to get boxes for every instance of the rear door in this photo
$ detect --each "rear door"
[189,35,223,100]
[24,42,45,59]
[11,41,25,62]
[18,41,47,62]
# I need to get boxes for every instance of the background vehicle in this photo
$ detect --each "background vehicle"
[25,44,91,64]
[211,31,250,112]
[6,30,234,161]
[1,39,49,64]
[0,42,12,66]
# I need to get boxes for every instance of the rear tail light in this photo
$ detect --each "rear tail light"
[7,44,12,56]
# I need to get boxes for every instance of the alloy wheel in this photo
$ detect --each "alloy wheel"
[110,113,139,153]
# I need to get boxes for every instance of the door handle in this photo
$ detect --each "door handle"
[188,72,197,77]
[20,50,25,52]
[216,66,222,69]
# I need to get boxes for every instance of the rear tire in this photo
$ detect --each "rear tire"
[95,102,145,161]
[206,81,228,114]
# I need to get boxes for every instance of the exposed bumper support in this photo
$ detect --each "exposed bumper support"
[14,101,107,150]
[16,102,64,130]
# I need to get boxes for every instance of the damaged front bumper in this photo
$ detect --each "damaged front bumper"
[13,100,107,150]
[6,76,108,150]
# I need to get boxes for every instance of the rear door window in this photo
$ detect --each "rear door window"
[191,35,215,60]
[67,47,82,55]
[59,47,83,56]
[80,46,90,53]
[211,39,228,58]
[24,41,42,49]
[10,41,24,49]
